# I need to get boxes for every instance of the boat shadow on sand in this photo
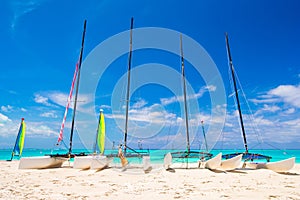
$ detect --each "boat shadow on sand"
[208,169,247,174]
[277,172,299,176]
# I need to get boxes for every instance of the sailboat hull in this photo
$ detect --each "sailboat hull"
[220,154,242,171]
[265,157,296,172]
[19,156,67,169]
[91,155,113,170]
[73,155,113,170]
[73,155,93,169]
[204,153,222,170]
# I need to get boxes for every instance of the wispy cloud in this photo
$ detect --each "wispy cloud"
[284,108,295,115]
[40,111,58,118]
[0,113,12,127]
[251,84,300,108]
[254,104,280,116]
[10,0,45,31]
[34,94,52,106]
[160,85,216,106]
[108,101,179,126]
[132,99,148,109]
[27,123,57,137]
[34,91,94,115]
[1,105,13,112]
[100,105,111,110]
[268,84,300,108]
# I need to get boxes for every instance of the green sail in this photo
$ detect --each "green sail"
[97,110,105,154]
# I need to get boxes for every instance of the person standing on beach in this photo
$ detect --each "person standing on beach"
[118,145,128,168]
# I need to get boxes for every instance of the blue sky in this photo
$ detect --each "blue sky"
[0,0,300,151]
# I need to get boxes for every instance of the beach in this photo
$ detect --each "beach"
[0,161,299,200]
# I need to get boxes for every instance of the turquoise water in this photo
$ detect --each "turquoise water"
[1,148,299,163]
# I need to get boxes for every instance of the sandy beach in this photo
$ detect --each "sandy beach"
[0,161,299,200]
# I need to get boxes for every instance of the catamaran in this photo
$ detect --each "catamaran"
[164,35,213,169]
[219,33,296,172]
[8,118,26,161]
[106,18,150,165]
[221,33,272,164]
[19,20,88,169]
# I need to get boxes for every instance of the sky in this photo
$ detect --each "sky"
[0,0,300,151]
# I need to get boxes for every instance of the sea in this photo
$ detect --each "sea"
[1,149,299,163]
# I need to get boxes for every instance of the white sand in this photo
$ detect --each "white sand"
[1,161,299,200]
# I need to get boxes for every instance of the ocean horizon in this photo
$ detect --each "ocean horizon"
[1,149,299,163]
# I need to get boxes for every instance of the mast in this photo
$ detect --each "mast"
[68,20,87,155]
[225,33,248,153]
[124,17,134,154]
[201,120,208,152]
[180,34,190,153]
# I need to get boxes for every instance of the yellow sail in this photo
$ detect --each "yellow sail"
[10,118,26,161]
[18,119,26,156]
[97,110,105,154]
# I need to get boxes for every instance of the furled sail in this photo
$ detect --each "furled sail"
[10,118,26,160]
[57,62,79,144]
[97,109,106,154]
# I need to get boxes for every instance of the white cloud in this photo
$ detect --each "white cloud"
[0,116,18,137]
[254,104,281,116]
[40,111,58,118]
[21,108,27,112]
[160,85,216,106]
[132,99,148,109]
[1,105,13,112]
[0,113,10,121]
[252,84,300,108]
[100,105,111,110]
[10,0,45,31]
[34,94,51,106]
[250,97,280,104]
[284,108,295,115]
[160,96,178,106]
[0,113,12,127]
[261,104,280,112]
[267,85,300,108]
[27,124,57,137]
[47,92,69,107]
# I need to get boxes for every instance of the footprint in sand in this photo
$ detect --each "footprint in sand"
[51,180,59,184]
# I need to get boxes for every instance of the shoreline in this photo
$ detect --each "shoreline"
[1,161,299,199]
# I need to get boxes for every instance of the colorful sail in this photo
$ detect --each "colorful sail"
[10,118,26,160]
[57,62,79,144]
[97,109,105,154]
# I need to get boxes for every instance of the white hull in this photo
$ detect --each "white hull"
[220,154,242,171]
[163,153,172,169]
[90,156,113,170]
[73,156,93,169]
[265,157,296,173]
[19,156,67,169]
[73,155,113,170]
[142,156,152,172]
[205,153,222,170]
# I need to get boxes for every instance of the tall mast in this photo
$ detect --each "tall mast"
[68,20,87,155]
[180,34,190,153]
[225,33,248,153]
[124,17,134,154]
